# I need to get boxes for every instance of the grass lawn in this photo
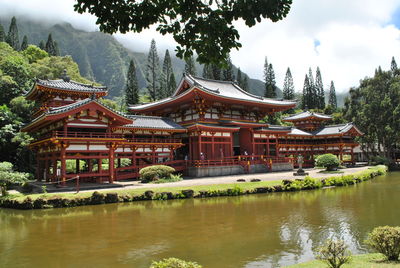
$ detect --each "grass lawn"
[318,170,345,174]
[285,253,400,268]
[5,179,283,201]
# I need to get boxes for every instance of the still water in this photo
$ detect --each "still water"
[1,172,399,268]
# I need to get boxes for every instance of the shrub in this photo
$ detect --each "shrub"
[90,191,105,204]
[181,189,194,198]
[237,179,246,182]
[154,173,183,184]
[315,154,340,171]
[371,155,390,166]
[139,165,176,183]
[105,193,119,203]
[250,179,261,182]
[316,239,352,268]
[149,257,202,268]
[0,162,13,172]
[0,162,31,196]
[365,226,400,261]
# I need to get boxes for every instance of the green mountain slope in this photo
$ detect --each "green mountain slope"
[0,18,273,98]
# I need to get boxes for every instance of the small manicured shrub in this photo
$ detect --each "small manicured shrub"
[144,190,154,200]
[105,193,119,203]
[150,257,202,268]
[316,154,340,171]
[237,179,246,182]
[139,165,176,183]
[316,239,352,268]
[154,173,183,184]
[250,179,261,182]
[365,226,400,261]
[0,161,31,196]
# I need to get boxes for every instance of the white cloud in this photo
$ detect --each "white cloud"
[1,0,400,93]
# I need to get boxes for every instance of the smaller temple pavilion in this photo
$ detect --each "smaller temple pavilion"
[22,72,363,184]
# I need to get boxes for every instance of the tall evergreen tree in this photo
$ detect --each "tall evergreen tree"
[307,67,317,108]
[264,63,277,98]
[328,81,337,109]
[242,75,249,92]
[237,68,243,87]
[391,56,398,76]
[0,24,5,42]
[211,64,221,80]
[45,34,57,56]
[38,40,45,50]
[54,41,60,56]
[20,35,28,51]
[160,49,175,98]
[145,39,161,101]
[302,74,310,109]
[168,72,177,95]
[184,56,196,76]
[282,67,295,100]
[6,17,19,50]
[315,66,325,109]
[125,59,139,106]
[222,56,234,81]
[202,64,212,79]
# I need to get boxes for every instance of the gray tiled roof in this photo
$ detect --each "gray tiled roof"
[36,79,107,92]
[255,125,292,132]
[124,115,185,130]
[313,123,358,136]
[289,128,313,136]
[283,111,332,121]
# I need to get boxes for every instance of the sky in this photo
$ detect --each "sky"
[1,0,400,93]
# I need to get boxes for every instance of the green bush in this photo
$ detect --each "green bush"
[139,165,176,183]
[0,162,31,196]
[316,239,352,268]
[370,156,390,166]
[150,257,202,268]
[365,226,400,261]
[315,154,340,171]
[0,162,13,172]
[154,173,183,184]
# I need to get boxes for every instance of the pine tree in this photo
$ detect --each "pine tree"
[242,75,249,92]
[264,63,277,98]
[160,49,175,98]
[302,74,310,109]
[20,35,28,51]
[391,56,398,76]
[6,17,19,50]
[125,59,139,106]
[0,24,5,42]
[45,34,57,56]
[146,39,161,101]
[54,41,60,56]
[307,67,317,108]
[328,81,337,109]
[168,72,176,95]
[184,56,196,75]
[237,68,243,87]
[315,66,325,109]
[211,64,221,80]
[283,67,295,100]
[38,40,45,50]
[222,56,234,81]
[202,64,212,79]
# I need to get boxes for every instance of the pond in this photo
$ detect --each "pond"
[1,172,399,267]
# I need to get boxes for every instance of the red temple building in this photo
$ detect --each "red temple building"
[22,72,362,184]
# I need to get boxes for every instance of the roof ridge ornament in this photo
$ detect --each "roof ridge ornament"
[61,69,70,82]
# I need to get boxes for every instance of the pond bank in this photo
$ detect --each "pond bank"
[0,165,387,210]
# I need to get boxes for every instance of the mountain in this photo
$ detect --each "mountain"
[0,17,274,99]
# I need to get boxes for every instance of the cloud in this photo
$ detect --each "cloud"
[1,0,400,93]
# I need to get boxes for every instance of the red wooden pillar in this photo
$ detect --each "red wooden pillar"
[98,158,102,173]
[76,159,80,174]
[88,158,93,173]
[198,132,202,160]
[60,144,67,186]
[211,134,215,160]
[108,143,116,183]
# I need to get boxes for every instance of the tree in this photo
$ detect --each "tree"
[6,17,19,51]
[265,63,277,98]
[74,0,292,64]
[146,39,161,101]
[21,45,48,64]
[237,68,243,87]
[160,49,175,98]
[45,34,57,56]
[20,35,28,51]
[38,40,45,50]
[315,66,325,109]
[211,64,221,80]
[308,67,317,108]
[391,56,398,76]
[0,24,5,42]
[328,81,337,109]
[302,74,310,109]
[202,64,212,79]
[184,56,196,76]
[222,56,234,81]
[54,41,60,56]
[125,59,139,106]
[283,67,295,99]
[168,72,176,96]
[242,75,249,92]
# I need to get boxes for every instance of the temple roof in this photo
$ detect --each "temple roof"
[313,123,362,136]
[123,115,185,130]
[283,111,332,121]
[289,128,313,136]
[130,74,296,112]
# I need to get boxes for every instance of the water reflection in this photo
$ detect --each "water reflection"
[0,172,399,268]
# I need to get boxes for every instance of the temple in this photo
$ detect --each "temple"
[22,72,362,184]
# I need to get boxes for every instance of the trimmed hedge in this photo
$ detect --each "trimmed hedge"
[0,166,387,210]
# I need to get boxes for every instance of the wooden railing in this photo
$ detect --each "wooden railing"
[54,131,124,139]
